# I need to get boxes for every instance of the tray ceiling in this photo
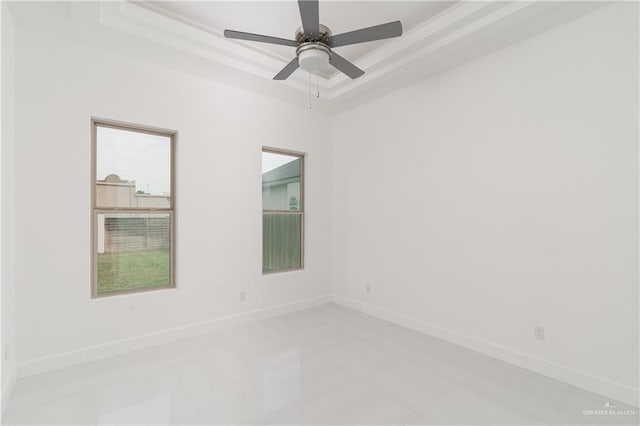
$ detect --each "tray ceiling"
[145,1,456,76]
[6,1,607,111]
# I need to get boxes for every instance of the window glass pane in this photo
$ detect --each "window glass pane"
[262,151,301,211]
[96,212,171,295]
[263,213,302,273]
[96,126,171,208]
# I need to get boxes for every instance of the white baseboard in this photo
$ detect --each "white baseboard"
[16,295,332,379]
[332,295,639,408]
[1,367,16,415]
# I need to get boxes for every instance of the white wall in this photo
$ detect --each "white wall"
[333,3,638,404]
[12,24,332,370]
[1,0,17,409]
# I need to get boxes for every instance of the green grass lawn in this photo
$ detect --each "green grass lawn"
[97,249,170,294]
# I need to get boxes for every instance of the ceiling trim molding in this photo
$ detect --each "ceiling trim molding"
[98,1,317,93]
[326,1,496,92]
[327,1,541,100]
[97,1,565,101]
[57,0,586,107]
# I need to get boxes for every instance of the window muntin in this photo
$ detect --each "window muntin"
[92,120,175,297]
[262,149,304,273]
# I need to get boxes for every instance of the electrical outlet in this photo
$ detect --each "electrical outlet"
[534,326,545,341]
[365,285,371,294]
[239,291,246,302]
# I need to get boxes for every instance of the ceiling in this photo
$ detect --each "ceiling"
[7,1,607,111]
[145,1,456,78]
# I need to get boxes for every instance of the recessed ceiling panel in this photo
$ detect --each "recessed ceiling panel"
[146,1,457,76]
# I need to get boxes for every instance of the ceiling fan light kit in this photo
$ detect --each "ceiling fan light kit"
[297,43,331,73]
[224,0,403,81]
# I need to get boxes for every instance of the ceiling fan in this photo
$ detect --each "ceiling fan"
[224,0,403,80]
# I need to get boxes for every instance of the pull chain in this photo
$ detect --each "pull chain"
[316,57,320,98]
[308,71,312,109]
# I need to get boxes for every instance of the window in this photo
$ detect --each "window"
[92,120,175,297]
[262,149,304,273]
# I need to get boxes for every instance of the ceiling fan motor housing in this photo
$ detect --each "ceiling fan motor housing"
[295,24,332,43]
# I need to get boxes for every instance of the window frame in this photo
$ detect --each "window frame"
[91,118,177,298]
[262,147,305,275]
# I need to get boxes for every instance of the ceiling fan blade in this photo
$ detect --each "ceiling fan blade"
[273,57,300,80]
[327,21,403,48]
[298,0,319,38]
[329,52,364,79]
[224,30,298,47]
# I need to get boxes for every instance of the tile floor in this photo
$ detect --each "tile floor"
[2,303,638,425]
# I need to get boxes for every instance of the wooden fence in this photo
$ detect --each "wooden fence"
[104,216,170,253]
